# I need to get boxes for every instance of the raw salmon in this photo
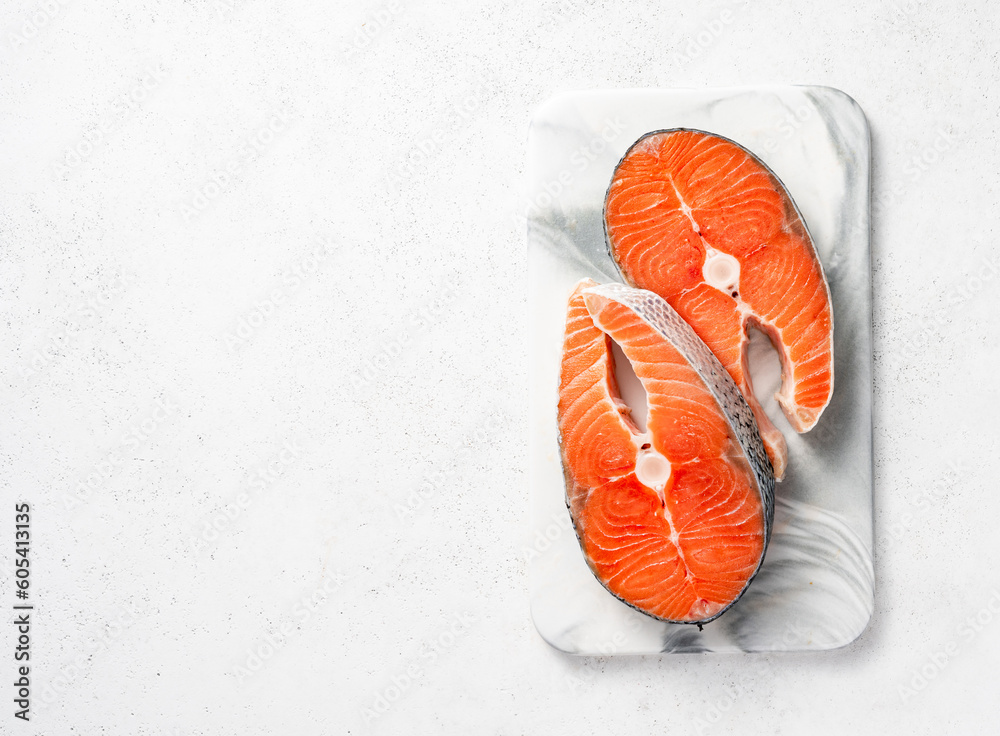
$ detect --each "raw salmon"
[604,129,834,479]
[558,279,774,624]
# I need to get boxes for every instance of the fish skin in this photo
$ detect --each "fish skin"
[557,279,775,625]
[603,128,835,481]
[584,282,775,546]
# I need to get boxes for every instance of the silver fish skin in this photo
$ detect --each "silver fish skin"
[582,281,776,553]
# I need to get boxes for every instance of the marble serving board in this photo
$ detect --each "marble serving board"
[526,87,874,655]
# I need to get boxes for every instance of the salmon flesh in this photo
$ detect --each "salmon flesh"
[604,129,835,480]
[557,279,774,624]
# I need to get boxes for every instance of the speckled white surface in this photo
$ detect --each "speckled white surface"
[0,1,998,734]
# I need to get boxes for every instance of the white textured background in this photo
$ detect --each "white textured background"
[0,0,996,734]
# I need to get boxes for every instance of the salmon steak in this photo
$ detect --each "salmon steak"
[604,129,834,480]
[557,279,774,624]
